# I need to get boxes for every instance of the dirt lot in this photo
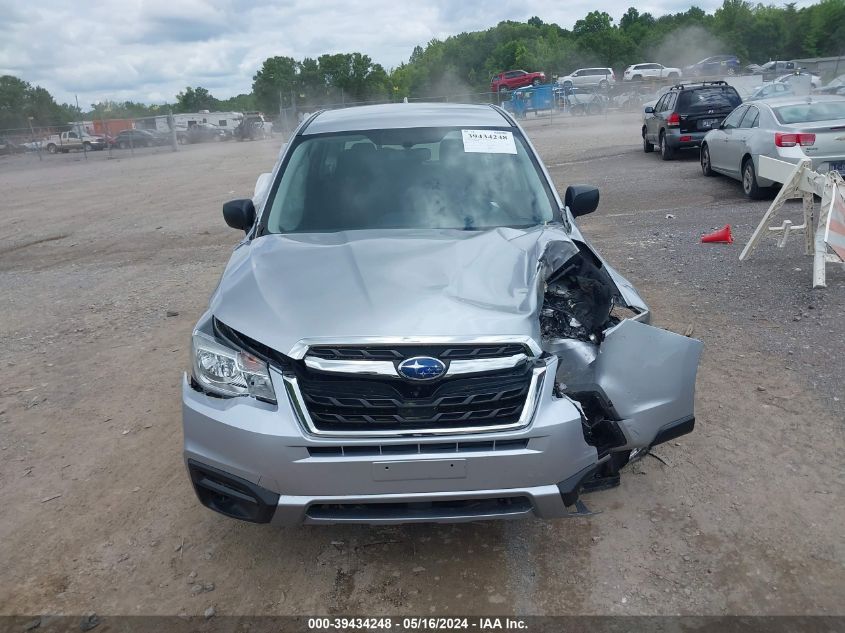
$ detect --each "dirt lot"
[1,114,842,617]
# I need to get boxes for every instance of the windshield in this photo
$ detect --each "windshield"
[773,101,845,124]
[262,127,558,233]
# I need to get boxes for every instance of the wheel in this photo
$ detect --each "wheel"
[727,67,736,76]
[643,129,654,153]
[599,79,609,90]
[47,144,57,154]
[499,87,509,96]
[668,72,679,81]
[632,75,642,82]
[83,142,91,151]
[742,158,764,199]
[532,78,541,86]
[119,141,127,149]
[700,144,715,176]
[570,104,586,116]
[659,132,674,161]
[562,81,572,90]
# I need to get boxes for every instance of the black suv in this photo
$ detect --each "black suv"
[642,81,742,160]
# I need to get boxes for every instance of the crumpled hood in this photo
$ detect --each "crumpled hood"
[209,226,587,357]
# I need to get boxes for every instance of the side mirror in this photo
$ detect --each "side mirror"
[644,106,654,114]
[565,185,600,218]
[223,199,256,233]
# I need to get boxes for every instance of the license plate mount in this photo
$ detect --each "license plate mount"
[373,459,466,481]
[829,161,845,174]
[698,118,719,130]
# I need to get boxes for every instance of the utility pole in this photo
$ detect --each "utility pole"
[76,95,87,160]
[28,117,42,161]
[167,108,178,151]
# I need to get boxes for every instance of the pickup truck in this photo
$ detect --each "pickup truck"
[491,70,546,93]
[44,131,106,154]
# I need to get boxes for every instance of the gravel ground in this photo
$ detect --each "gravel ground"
[0,113,842,617]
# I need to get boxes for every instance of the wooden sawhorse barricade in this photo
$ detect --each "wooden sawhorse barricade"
[739,156,845,288]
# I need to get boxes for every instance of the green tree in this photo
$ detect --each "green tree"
[252,56,298,114]
[0,75,76,130]
[175,86,219,113]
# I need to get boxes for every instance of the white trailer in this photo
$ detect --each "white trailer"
[135,111,244,133]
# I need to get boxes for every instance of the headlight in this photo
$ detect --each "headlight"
[191,331,276,403]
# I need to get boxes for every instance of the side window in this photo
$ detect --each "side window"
[740,107,759,128]
[722,106,747,129]
[654,95,667,111]
[668,93,678,110]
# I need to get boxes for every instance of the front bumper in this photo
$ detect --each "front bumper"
[181,354,600,525]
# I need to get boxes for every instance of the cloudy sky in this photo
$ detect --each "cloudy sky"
[0,0,814,108]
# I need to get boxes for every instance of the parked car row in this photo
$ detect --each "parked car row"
[640,78,845,199]
[494,55,829,100]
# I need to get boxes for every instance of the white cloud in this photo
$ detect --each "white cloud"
[0,0,822,108]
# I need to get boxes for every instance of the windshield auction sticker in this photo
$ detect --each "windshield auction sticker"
[461,129,517,154]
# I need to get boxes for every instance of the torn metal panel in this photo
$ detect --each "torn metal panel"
[592,319,702,448]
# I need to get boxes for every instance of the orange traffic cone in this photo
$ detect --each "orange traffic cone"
[701,224,733,244]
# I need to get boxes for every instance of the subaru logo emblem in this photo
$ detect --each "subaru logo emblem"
[397,357,446,381]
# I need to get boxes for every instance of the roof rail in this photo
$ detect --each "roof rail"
[671,79,730,90]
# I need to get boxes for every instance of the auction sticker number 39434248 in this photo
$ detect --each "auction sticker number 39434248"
[461,129,517,154]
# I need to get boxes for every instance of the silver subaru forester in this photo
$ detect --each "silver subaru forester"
[182,103,702,525]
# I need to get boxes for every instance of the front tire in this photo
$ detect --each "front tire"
[742,158,764,199]
[47,144,57,154]
[659,132,674,161]
[700,144,715,176]
[562,81,572,90]
[532,78,541,86]
[643,128,654,153]
[668,72,679,81]
[599,79,609,90]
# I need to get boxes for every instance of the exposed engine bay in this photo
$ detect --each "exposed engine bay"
[540,243,617,342]
[539,242,654,494]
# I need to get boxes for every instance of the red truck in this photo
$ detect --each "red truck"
[491,70,546,93]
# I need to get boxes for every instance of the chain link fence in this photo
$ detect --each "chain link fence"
[1,85,653,168]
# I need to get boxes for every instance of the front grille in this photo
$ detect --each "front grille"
[295,363,533,433]
[306,343,529,362]
[289,339,540,435]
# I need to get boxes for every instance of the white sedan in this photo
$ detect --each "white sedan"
[622,63,682,82]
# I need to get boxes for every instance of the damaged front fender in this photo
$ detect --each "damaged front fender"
[592,319,702,449]
[539,243,702,452]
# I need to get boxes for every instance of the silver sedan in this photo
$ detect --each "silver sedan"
[700,95,845,198]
